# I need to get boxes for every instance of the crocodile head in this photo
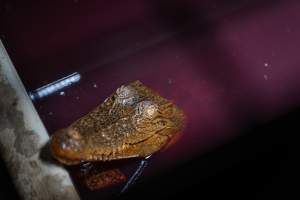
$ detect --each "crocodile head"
[50,81,185,165]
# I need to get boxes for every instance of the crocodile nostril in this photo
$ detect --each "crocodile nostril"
[67,129,82,140]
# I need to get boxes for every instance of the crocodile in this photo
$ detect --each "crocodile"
[50,80,185,165]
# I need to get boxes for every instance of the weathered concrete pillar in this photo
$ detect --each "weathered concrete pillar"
[0,41,80,200]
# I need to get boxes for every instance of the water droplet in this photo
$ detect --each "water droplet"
[59,91,65,96]
[93,84,98,88]
[263,74,268,80]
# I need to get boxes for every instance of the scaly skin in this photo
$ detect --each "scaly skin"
[50,80,185,165]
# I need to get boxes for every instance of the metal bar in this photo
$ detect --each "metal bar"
[29,72,81,101]
[120,155,152,194]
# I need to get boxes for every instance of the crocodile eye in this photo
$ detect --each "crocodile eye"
[135,100,158,119]
[154,118,174,128]
[145,104,157,117]
[116,85,134,98]
[115,85,137,106]
[160,120,167,126]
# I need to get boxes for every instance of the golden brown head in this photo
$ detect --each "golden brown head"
[50,81,185,165]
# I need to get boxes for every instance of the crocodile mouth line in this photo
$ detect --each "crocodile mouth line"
[51,134,158,165]
[51,152,83,165]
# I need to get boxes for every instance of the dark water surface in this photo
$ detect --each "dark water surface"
[1,0,300,199]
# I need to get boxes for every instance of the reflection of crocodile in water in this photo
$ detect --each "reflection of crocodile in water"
[50,80,185,190]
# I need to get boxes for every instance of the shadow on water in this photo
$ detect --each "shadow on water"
[39,140,143,200]
[121,104,298,199]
